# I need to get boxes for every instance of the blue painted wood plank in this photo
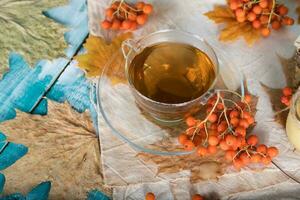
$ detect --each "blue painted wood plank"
[0,53,68,122]
[0,0,89,120]
[0,3,106,200]
[0,143,27,170]
[0,0,89,122]
[0,0,109,199]
[0,173,5,194]
[32,99,48,115]
[0,181,51,200]
[0,193,25,200]
[26,182,51,200]
[87,190,110,200]
[46,60,91,113]
[28,0,89,114]
[43,0,89,58]
[45,59,98,129]
[0,132,28,170]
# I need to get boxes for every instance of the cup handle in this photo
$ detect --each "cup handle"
[121,39,140,61]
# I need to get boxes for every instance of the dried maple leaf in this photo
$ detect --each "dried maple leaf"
[261,83,287,125]
[297,6,300,24]
[243,79,259,117]
[0,0,67,75]
[75,33,132,78]
[0,101,111,200]
[261,55,297,126]
[279,55,299,88]
[138,139,227,183]
[295,53,300,87]
[204,6,260,46]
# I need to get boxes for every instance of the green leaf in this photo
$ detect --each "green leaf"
[0,0,68,75]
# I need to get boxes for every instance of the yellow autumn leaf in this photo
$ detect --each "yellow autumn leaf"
[204,5,235,23]
[75,33,132,77]
[205,6,260,46]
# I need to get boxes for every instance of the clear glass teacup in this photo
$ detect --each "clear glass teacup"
[122,30,219,123]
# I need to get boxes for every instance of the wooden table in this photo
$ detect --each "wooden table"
[0,0,108,199]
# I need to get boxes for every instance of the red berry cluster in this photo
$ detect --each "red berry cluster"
[178,92,279,170]
[101,1,153,31]
[229,0,294,37]
[281,86,293,106]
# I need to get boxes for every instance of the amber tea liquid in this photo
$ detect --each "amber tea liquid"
[129,42,216,104]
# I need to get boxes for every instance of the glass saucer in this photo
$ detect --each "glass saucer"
[96,48,244,156]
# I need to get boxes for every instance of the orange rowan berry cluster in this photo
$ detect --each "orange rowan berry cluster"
[101,1,153,31]
[178,91,279,170]
[229,0,294,37]
[281,86,293,106]
[230,137,278,170]
[145,192,204,200]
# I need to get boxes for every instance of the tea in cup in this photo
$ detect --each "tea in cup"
[123,30,219,123]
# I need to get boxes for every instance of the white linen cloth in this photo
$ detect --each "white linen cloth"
[89,0,300,199]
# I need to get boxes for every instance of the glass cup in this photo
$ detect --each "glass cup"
[286,89,300,151]
[122,30,219,123]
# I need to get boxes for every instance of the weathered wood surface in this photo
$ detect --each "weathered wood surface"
[0,0,108,199]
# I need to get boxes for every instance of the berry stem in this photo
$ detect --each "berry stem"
[111,0,139,19]
[249,149,266,157]
[220,96,235,135]
[112,1,124,18]
[116,0,125,11]
[245,0,259,9]
[203,122,209,145]
[219,128,230,138]
[127,7,141,12]
[233,145,251,161]
[192,92,221,144]
[275,106,290,115]
[267,0,276,27]
[122,1,141,12]
[190,122,202,141]
[217,110,225,124]
[186,126,196,135]
[233,148,245,161]
[206,91,221,119]
[245,149,251,157]
[224,99,244,117]
[262,12,280,18]
[120,7,129,19]
[217,89,251,112]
